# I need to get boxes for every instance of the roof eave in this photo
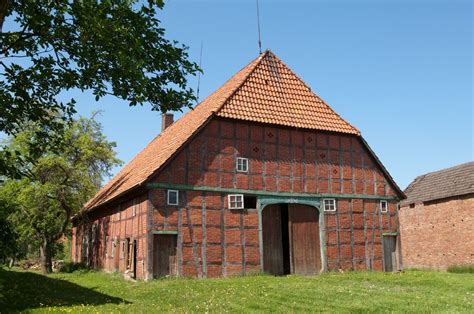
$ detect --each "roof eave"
[359,136,406,200]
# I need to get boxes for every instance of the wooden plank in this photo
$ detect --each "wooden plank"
[262,204,284,275]
[177,207,183,275]
[335,206,341,269]
[395,207,404,270]
[382,235,396,272]
[152,230,178,235]
[240,208,246,275]
[349,199,355,269]
[370,202,378,269]
[288,204,320,275]
[186,206,202,278]
[147,183,399,200]
[201,191,207,277]
[363,200,370,270]
[220,194,227,276]
[153,234,177,277]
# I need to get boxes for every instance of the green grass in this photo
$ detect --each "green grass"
[447,265,474,274]
[1,267,473,313]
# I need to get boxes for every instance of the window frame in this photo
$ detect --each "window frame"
[380,200,388,213]
[167,190,179,206]
[236,157,249,173]
[323,198,337,212]
[228,194,244,209]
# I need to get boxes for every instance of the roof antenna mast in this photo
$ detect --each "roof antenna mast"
[196,41,203,103]
[256,0,262,54]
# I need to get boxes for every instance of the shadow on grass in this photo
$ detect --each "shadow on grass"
[0,268,129,311]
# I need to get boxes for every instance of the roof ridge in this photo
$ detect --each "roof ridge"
[266,52,360,135]
[212,51,269,114]
[419,161,474,177]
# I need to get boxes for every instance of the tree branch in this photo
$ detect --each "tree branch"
[0,26,36,55]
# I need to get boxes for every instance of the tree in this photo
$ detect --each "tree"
[0,196,18,263]
[0,114,121,273]
[0,0,199,176]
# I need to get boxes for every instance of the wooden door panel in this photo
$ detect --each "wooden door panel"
[262,204,284,275]
[288,204,320,275]
[383,236,397,272]
[153,235,177,278]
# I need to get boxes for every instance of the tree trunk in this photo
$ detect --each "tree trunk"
[0,0,9,32]
[40,238,53,274]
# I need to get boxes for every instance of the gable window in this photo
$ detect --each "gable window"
[323,199,336,212]
[228,194,244,209]
[167,190,179,206]
[380,200,388,213]
[236,157,249,173]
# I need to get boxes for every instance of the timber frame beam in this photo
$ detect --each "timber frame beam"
[146,183,400,201]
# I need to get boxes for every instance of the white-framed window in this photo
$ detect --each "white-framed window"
[228,194,244,209]
[236,157,249,173]
[323,198,337,212]
[167,190,179,205]
[132,198,137,217]
[380,200,388,213]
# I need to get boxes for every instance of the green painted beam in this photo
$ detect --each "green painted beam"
[152,230,178,235]
[146,182,399,201]
[382,232,398,236]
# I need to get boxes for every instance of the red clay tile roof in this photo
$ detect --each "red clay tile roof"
[83,51,263,210]
[83,50,395,211]
[218,52,359,134]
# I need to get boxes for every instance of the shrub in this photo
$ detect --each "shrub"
[58,262,89,273]
[447,265,474,274]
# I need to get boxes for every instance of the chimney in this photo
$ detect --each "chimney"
[161,113,174,132]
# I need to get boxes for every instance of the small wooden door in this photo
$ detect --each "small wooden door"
[262,204,284,275]
[153,235,177,278]
[127,240,137,278]
[288,204,320,275]
[383,235,397,272]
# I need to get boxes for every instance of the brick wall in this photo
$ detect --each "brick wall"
[153,119,397,197]
[72,192,149,280]
[150,118,400,276]
[399,194,474,269]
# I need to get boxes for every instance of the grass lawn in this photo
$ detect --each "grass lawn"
[1,267,473,313]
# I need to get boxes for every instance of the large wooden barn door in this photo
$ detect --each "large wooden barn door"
[262,204,284,275]
[288,204,320,275]
[153,234,177,278]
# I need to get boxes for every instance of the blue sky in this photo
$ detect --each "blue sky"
[5,0,473,189]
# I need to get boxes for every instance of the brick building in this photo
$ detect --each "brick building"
[72,51,404,280]
[399,162,474,269]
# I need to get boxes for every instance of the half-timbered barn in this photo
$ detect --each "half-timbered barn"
[72,50,405,280]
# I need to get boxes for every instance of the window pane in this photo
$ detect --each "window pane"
[168,191,178,205]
